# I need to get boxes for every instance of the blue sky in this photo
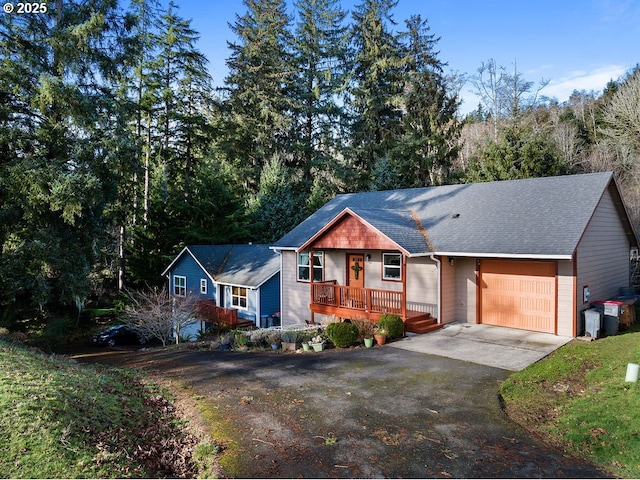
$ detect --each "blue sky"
[171,0,639,114]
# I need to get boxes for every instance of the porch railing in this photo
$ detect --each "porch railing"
[196,300,239,327]
[311,283,404,316]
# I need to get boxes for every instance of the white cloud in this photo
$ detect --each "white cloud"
[542,65,630,102]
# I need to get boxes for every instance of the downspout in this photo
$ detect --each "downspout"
[278,250,284,329]
[430,254,441,324]
[256,288,261,329]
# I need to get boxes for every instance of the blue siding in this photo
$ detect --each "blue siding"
[169,254,216,300]
[260,272,281,317]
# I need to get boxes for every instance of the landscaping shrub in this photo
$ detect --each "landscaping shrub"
[350,317,377,340]
[377,314,404,339]
[281,329,305,343]
[325,322,359,348]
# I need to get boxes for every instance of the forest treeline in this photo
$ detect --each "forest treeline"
[1,0,639,326]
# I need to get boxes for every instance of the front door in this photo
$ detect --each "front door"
[348,253,365,288]
[347,253,365,309]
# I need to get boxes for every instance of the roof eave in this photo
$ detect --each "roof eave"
[411,251,574,260]
[161,246,217,283]
[161,245,191,277]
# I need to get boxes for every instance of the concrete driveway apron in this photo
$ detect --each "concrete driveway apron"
[390,322,573,371]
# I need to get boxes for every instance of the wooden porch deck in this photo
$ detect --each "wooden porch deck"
[310,283,441,334]
[196,300,254,329]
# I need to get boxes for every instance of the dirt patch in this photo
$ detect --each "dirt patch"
[70,343,610,478]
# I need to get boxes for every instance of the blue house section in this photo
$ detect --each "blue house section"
[169,254,216,301]
[163,244,281,330]
[260,273,281,319]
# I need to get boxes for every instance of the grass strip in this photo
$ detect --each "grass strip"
[501,327,640,478]
[0,338,204,478]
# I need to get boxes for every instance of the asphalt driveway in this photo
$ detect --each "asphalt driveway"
[72,344,608,478]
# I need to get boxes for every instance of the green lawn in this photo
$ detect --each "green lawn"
[0,337,214,478]
[501,326,640,478]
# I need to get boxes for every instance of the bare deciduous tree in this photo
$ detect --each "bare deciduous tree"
[123,287,200,346]
[601,69,640,152]
[472,58,549,139]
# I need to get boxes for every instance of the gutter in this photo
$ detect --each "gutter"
[429,254,441,325]
[412,252,573,260]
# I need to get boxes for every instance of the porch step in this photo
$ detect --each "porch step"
[405,316,442,334]
[234,319,256,330]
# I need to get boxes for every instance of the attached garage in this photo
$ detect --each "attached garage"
[480,260,557,334]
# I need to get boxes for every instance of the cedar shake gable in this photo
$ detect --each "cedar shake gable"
[298,208,409,253]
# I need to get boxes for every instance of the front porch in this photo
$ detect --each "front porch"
[309,282,441,334]
[196,300,255,329]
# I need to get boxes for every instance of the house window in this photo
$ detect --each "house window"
[298,251,324,282]
[383,253,402,280]
[231,286,248,309]
[200,279,207,295]
[174,275,186,296]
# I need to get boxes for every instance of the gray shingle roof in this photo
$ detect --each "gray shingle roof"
[274,172,632,258]
[164,244,279,288]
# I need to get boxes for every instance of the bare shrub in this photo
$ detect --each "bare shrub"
[123,287,199,346]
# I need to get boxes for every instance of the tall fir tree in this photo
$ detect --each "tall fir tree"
[112,0,162,290]
[347,0,406,190]
[292,0,349,186]
[221,0,295,192]
[126,2,227,287]
[390,15,461,187]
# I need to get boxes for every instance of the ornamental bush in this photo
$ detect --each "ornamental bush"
[325,322,359,348]
[377,314,404,339]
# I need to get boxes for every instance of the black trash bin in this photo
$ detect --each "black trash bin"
[592,301,621,336]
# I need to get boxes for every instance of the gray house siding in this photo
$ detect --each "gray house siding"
[405,257,438,318]
[576,187,631,318]
[281,250,313,326]
[440,257,456,325]
[454,258,477,324]
[557,259,575,337]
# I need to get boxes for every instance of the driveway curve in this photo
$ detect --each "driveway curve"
[72,345,609,478]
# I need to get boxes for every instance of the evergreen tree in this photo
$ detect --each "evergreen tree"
[347,0,406,190]
[248,156,308,243]
[221,0,295,192]
[464,124,569,183]
[292,0,349,185]
[125,2,222,287]
[111,0,162,290]
[390,15,461,187]
[0,0,128,321]
[129,158,249,286]
[155,2,213,195]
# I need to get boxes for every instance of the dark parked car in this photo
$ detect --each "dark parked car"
[92,325,147,347]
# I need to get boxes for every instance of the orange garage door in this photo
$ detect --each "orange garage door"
[480,260,557,333]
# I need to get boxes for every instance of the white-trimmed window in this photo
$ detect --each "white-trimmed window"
[382,253,402,280]
[174,275,186,296]
[231,286,248,309]
[297,251,324,282]
[200,278,207,295]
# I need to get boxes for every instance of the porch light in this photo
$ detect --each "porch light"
[448,257,455,266]
[366,254,371,261]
